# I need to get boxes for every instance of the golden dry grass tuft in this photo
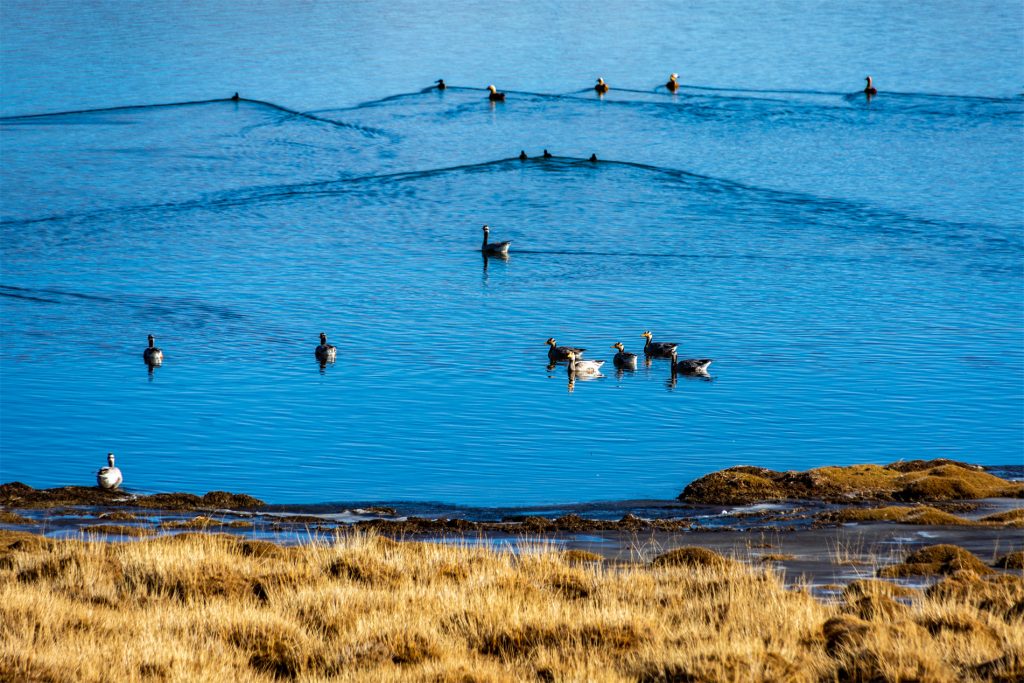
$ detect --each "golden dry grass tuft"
[0,530,1022,682]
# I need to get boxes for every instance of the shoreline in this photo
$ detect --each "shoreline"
[2,459,1021,589]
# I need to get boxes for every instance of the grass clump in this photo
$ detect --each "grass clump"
[994,550,1024,570]
[1,531,1022,682]
[878,544,994,578]
[979,509,1024,527]
[651,546,734,568]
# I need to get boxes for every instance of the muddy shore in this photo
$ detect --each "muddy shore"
[2,460,1021,589]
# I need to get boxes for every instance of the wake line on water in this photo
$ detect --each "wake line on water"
[2,153,1013,260]
[0,96,392,139]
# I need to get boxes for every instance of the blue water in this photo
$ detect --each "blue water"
[1,1,1022,506]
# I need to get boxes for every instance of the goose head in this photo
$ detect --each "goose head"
[546,338,557,347]
[612,342,625,351]
[596,78,605,85]
[107,452,115,467]
[642,331,653,342]
[488,85,497,93]
[319,332,328,345]
[147,334,156,347]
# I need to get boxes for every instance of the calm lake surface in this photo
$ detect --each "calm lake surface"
[1,1,1022,507]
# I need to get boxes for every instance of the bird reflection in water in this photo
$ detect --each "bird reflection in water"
[482,251,509,284]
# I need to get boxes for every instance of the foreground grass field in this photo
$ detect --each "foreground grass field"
[1,531,1021,682]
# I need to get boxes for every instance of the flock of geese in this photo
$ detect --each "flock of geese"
[433,75,880,99]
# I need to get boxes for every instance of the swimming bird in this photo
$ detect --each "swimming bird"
[315,332,337,362]
[481,224,511,255]
[595,77,609,94]
[566,351,604,376]
[543,149,553,158]
[670,350,713,377]
[519,150,528,160]
[143,334,163,365]
[666,73,679,92]
[864,76,877,95]
[436,79,447,90]
[231,92,240,101]
[96,452,123,490]
[547,338,586,362]
[642,331,678,357]
[611,342,638,369]
[589,153,598,162]
[487,85,506,102]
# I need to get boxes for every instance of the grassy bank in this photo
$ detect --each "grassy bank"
[1,531,1022,682]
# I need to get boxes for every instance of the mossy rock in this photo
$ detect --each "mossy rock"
[980,509,1024,527]
[651,546,731,569]
[877,544,992,578]
[679,460,1020,504]
[679,470,785,505]
[827,505,970,525]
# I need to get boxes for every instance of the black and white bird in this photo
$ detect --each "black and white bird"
[315,332,337,362]
[143,334,163,365]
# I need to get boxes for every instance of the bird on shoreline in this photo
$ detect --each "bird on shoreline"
[595,77,609,94]
[666,73,679,92]
[864,76,877,95]
[670,349,713,377]
[96,453,123,490]
[542,149,552,158]
[315,332,337,363]
[230,92,240,101]
[566,350,604,376]
[436,79,446,90]
[611,342,638,369]
[481,224,511,256]
[487,85,505,102]
[547,338,586,362]
[642,331,678,357]
[143,334,163,366]
[519,150,528,160]
[589,153,598,162]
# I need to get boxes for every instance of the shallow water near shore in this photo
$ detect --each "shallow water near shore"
[1,1,1022,506]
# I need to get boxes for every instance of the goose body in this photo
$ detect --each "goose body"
[642,331,678,357]
[315,332,337,362]
[864,76,877,95]
[143,334,163,365]
[611,342,638,369]
[670,350,712,377]
[96,452,123,490]
[487,85,505,102]
[666,73,679,92]
[566,351,604,376]
[595,77,609,94]
[481,225,511,255]
[547,337,585,362]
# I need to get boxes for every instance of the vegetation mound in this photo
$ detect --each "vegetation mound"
[994,551,1024,570]
[680,460,1021,504]
[0,482,265,510]
[878,545,993,578]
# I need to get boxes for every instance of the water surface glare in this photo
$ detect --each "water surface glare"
[1,2,1021,506]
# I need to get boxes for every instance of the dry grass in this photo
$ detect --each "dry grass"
[0,530,1022,682]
